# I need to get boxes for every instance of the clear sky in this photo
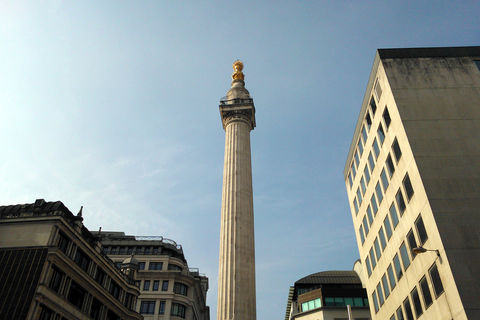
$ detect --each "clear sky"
[1,1,479,319]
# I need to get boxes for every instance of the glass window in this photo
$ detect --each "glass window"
[392,138,402,162]
[372,139,380,159]
[39,305,55,320]
[378,123,385,145]
[371,195,378,215]
[380,169,389,192]
[375,80,382,100]
[49,265,64,293]
[404,298,414,320]
[149,262,163,270]
[109,280,121,300]
[370,97,377,115]
[367,206,374,226]
[360,176,366,195]
[140,301,155,315]
[354,198,359,215]
[390,315,396,320]
[396,306,405,320]
[384,215,393,239]
[67,280,86,310]
[358,139,364,156]
[366,257,372,277]
[171,303,186,318]
[366,112,372,130]
[400,242,411,270]
[403,173,414,201]
[162,280,169,291]
[57,232,70,254]
[372,291,379,313]
[411,287,423,317]
[386,154,395,177]
[429,263,444,297]
[301,302,308,311]
[383,107,391,128]
[348,172,353,188]
[357,188,363,204]
[396,190,406,215]
[351,163,356,179]
[370,248,377,269]
[393,254,403,280]
[377,282,384,305]
[143,280,150,291]
[375,182,384,204]
[364,166,370,184]
[387,264,396,290]
[138,262,145,270]
[363,216,369,235]
[90,298,102,320]
[159,301,166,314]
[325,297,335,306]
[174,282,188,296]
[389,203,399,228]
[415,215,428,245]
[308,300,315,309]
[361,126,368,144]
[382,274,390,298]
[420,276,433,308]
[354,150,360,168]
[153,280,159,291]
[368,154,375,176]
[407,229,418,260]
[379,226,387,250]
[359,225,365,244]
[95,268,106,286]
[74,248,91,273]
[374,238,382,260]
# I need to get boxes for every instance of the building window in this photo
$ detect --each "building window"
[149,262,163,270]
[356,188,363,204]
[369,248,376,269]
[159,301,166,314]
[387,264,396,290]
[379,227,387,250]
[90,298,103,320]
[354,150,360,168]
[109,280,121,300]
[382,274,390,298]
[396,306,405,320]
[384,216,393,240]
[372,291,379,313]
[364,166,370,184]
[174,282,188,296]
[57,231,70,254]
[171,303,186,318]
[361,125,368,145]
[383,107,391,128]
[375,182,383,204]
[411,286,423,317]
[140,301,156,315]
[348,172,353,188]
[393,253,403,281]
[351,163,356,179]
[49,265,64,293]
[353,198,359,215]
[374,80,382,100]
[367,206,373,226]
[399,242,411,270]
[366,257,372,277]
[386,154,395,177]
[392,139,402,163]
[39,305,55,320]
[380,169,389,192]
[368,153,375,176]
[153,280,160,291]
[67,280,86,310]
[362,216,369,235]
[377,123,385,145]
[94,268,106,287]
[168,264,183,271]
[415,215,428,245]
[429,263,444,297]
[403,173,414,201]
[138,262,146,270]
[358,139,364,157]
[134,280,140,288]
[374,237,382,260]
[106,310,120,320]
[124,293,135,310]
[407,229,418,260]
[395,190,406,215]
[74,248,91,273]
[359,225,365,244]
[389,203,399,228]
[162,280,169,291]
[143,280,150,291]
[403,297,414,320]
[360,177,366,195]
[372,139,380,159]
[302,298,321,311]
[420,276,433,308]
[371,195,378,215]
[370,97,377,115]
[366,111,372,130]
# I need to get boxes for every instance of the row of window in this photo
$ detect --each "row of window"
[57,232,133,306]
[138,279,188,296]
[113,260,183,272]
[301,296,369,312]
[104,245,164,256]
[39,303,122,320]
[139,301,186,318]
[49,265,134,319]
[380,263,444,320]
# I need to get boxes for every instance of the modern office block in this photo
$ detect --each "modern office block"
[344,46,480,320]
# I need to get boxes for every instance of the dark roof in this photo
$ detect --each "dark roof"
[378,46,480,59]
[295,270,361,285]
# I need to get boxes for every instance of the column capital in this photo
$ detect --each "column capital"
[219,101,256,130]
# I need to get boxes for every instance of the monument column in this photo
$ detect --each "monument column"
[217,61,257,320]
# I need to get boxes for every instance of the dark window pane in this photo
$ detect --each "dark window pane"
[360,177,366,195]
[358,139,364,156]
[364,166,370,184]
[354,198,359,215]
[67,281,86,310]
[407,230,418,260]
[57,232,70,254]
[367,206,374,225]
[375,80,382,100]
[362,126,368,144]
[370,97,377,114]
[389,203,399,228]
[420,276,433,308]
[411,287,423,317]
[171,303,186,318]
[373,139,380,159]
[162,280,169,291]
[95,268,106,286]
[379,227,387,250]
[90,298,103,320]
[140,301,155,315]
[109,281,121,300]
[351,163,356,178]
[370,248,377,269]
[392,138,402,162]
[403,173,414,200]
[143,280,150,291]
[348,172,353,188]
[138,262,145,270]
[372,291,379,313]
[74,248,91,273]
[387,264,396,290]
[415,215,428,245]
[159,301,166,314]
[381,169,389,192]
[400,242,411,270]
[371,195,378,215]
[174,282,188,296]
[375,182,384,204]
[377,282,384,305]
[383,107,391,128]
[396,190,406,215]
[366,112,372,130]
[396,306,405,320]
[384,215,393,239]
[149,262,163,270]
[39,305,55,320]
[366,257,372,277]
[382,274,390,298]
[357,188,363,204]
[153,280,159,291]
[359,225,365,244]
[354,150,360,168]
[378,123,385,145]
[49,265,64,293]
[374,238,382,260]
[363,216,369,235]
[429,263,444,297]
[403,298,414,320]
[393,254,403,280]
[168,264,182,271]
[386,154,395,177]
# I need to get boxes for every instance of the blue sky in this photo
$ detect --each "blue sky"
[1,1,479,319]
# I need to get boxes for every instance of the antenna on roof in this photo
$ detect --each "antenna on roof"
[77,206,83,217]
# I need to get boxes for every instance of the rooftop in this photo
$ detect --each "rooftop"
[295,270,362,285]
[377,45,480,59]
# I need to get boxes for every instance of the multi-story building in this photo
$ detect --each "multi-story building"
[284,266,371,320]
[0,199,142,320]
[93,231,210,320]
[344,46,480,320]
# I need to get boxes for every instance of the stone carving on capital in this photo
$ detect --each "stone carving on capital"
[221,109,254,129]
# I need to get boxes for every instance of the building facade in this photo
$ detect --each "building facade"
[217,60,257,320]
[0,199,142,320]
[93,231,209,320]
[344,47,480,320]
[284,269,371,320]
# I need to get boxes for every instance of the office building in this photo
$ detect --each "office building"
[217,60,257,320]
[284,265,371,320]
[93,231,210,320]
[0,199,142,320]
[344,46,480,319]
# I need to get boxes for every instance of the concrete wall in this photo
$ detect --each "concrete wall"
[0,221,54,247]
